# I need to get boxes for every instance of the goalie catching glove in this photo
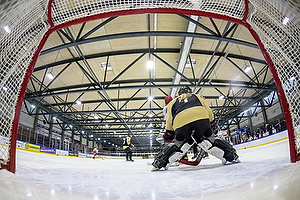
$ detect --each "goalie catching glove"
[163,130,175,143]
[210,120,219,135]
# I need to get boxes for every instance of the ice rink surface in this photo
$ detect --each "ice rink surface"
[1,138,300,200]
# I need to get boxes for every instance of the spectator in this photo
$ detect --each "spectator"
[267,124,273,135]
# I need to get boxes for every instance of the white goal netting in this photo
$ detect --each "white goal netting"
[0,0,299,172]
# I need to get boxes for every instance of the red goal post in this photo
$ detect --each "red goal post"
[0,0,299,173]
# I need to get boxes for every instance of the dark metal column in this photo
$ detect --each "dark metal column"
[61,124,65,150]
[32,108,40,144]
[247,111,254,135]
[260,100,269,124]
[48,116,53,147]
[80,135,83,152]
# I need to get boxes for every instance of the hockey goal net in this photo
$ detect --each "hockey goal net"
[0,0,299,173]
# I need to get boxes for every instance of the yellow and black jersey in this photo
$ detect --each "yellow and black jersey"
[166,93,214,131]
[123,136,131,150]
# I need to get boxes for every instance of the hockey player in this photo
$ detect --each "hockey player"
[152,86,239,170]
[93,146,98,159]
[123,133,134,162]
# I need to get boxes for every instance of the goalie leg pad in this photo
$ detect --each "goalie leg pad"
[152,143,180,169]
[214,139,239,162]
[198,140,226,164]
[168,142,192,164]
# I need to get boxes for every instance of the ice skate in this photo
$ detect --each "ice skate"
[232,158,241,163]
[221,158,227,165]
[231,155,241,164]
[169,161,180,167]
[151,166,161,171]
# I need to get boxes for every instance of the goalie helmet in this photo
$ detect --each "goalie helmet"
[164,96,173,105]
[178,86,192,95]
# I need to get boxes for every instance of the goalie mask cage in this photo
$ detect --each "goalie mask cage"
[0,0,299,173]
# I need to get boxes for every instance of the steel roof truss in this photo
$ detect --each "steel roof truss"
[178,14,217,36]
[75,22,86,41]
[79,17,118,40]
[209,18,221,36]
[41,31,258,56]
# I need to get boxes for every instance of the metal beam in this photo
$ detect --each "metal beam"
[34,48,266,72]
[40,31,258,56]
[25,83,275,100]
[171,15,199,97]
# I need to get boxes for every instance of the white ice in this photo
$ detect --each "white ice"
[1,138,300,200]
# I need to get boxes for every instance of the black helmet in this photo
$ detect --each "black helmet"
[178,86,192,95]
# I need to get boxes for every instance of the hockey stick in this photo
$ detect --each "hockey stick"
[150,135,205,168]
[179,134,206,166]
[180,148,205,166]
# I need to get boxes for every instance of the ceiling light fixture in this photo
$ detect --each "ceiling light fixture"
[100,62,112,71]
[148,96,153,101]
[4,25,11,33]
[75,99,81,105]
[283,16,289,25]
[46,72,54,80]
[185,59,197,68]
[147,59,154,69]
[219,95,225,100]
[244,65,251,73]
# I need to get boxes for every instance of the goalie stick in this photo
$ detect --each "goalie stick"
[178,133,206,166]
[179,148,205,166]
[150,135,205,167]
[150,145,204,170]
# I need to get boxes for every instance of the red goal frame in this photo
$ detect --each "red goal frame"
[3,0,299,173]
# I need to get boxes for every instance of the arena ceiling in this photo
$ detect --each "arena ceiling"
[23,13,277,150]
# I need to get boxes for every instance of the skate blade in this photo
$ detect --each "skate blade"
[221,158,227,165]
[151,167,161,171]
[169,162,180,167]
[232,159,241,163]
